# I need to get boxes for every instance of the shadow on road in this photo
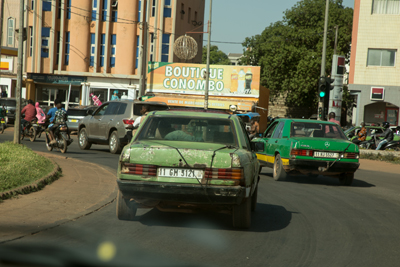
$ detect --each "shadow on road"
[133,203,293,233]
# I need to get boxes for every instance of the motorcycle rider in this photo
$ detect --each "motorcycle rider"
[376,121,393,150]
[21,100,37,133]
[46,99,67,145]
[352,122,367,145]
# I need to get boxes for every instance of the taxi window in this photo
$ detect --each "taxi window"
[264,122,279,138]
[272,121,285,138]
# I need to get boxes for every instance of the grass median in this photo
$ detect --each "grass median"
[0,142,56,194]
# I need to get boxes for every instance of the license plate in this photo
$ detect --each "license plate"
[70,119,78,122]
[158,168,204,179]
[314,151,339,158]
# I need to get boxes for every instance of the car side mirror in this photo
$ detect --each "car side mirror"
[87,109,94,115]
[251,141,264,152]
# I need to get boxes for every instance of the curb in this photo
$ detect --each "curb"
[360,149,400,158]
[0,157,61,201]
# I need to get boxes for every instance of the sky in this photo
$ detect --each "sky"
[203,0,355,55]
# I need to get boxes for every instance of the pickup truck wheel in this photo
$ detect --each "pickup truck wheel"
[109,130,122,154]
[78,128,92,150]
[251,185,258,212]
[339,173,354,186]
[232,197,251,229]
[116,191,137,221]
[273,154,287,181]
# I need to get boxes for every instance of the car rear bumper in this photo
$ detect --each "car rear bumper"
[286,159,360,175]
[117,179,245,205]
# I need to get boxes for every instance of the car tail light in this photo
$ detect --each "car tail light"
[343,153,359,159]
[121,163,157,176]
[122,119,135,125]
[290,149,314,157]
[205,168,243,180]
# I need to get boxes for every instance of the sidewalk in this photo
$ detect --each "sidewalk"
[0,152,117,243]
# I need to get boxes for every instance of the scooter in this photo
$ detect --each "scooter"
[45,124,73,153]
[360,134,400,151]
[21,119,37,142]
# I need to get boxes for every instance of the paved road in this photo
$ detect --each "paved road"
[1,127,400,266]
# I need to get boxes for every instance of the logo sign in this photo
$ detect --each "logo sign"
[325,142,330,148]
[370,87,384,101]
[146,62,261,98]
[332,55,346,76]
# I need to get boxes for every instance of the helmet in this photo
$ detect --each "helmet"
[382,121,390,129]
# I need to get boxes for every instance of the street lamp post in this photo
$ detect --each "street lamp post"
[204,0,212,110]
[318,0,329,121]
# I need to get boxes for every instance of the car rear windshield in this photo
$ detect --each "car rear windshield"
[137,116,238,146]
[67,109,89,116]
[291,122,346,140]
[0,100,16,106]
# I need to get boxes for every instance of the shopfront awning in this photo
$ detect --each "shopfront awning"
[0,46,18,57]
[145,94,258,111]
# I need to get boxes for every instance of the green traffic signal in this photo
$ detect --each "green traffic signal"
[319,91,326,98]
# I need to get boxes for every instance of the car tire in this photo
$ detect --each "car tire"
[78,128,92,150]
[116,191,137,221]
[339,173,354,186]
[109,130,122,154]
[232,197,251,229]
[273,154,287,181]
[251,185,258,212]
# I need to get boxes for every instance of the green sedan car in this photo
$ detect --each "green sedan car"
[116,110,261,228]
[254,118,360,186]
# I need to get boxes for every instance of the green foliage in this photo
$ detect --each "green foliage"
[202,45,231,65]
[240,0,353,107]
[0,142,54,192]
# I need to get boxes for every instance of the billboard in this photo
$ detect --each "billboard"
[147,62,261,98]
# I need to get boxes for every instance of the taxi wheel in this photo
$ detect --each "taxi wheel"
[116,191,137,221]
[273,154,287,181]
[232,197,251,229]
[339,173,354,186]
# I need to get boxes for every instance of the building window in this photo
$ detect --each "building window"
[41,27,51,58]
[188,7,191,23]
[100,34,105,67]
[161,34,170,62]
[164,2,171,18]
[56,31,60,64]
[29,26,33,56]
[102,0,108,21]
[66,0,71,19]
[112,10,117,22]
[151,0,156,16]
[58,0,62,19]
[138,0,141,21]
[181,3,184,19]
[65,32,70,65]
[31,0,35,10]
[90,33,95,66]
[136,35,140,68]
[149,33,154,62]
[43,0,51,11]
[110,34,116,68]
[92,0,97,21]
[367,49,396,66]
[372,0,400,14]
[7,18,15,46]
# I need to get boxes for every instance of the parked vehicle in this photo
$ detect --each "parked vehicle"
[66,106,98,133]
[116,110,263,228]
[345,125,400,141]
[0,98,28,124]
[362,134,400,151]
[253,118,360,186]
[78,100,169,154]
[21,119,37,142]
[237,112,260,131]
[45,124,73,153]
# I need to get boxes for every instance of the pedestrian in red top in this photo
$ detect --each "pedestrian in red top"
[21,100,37,133]
[328,112,341,126]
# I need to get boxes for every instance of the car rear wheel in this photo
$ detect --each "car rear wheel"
[273,154,287,181]
[116,191,137,221]
[339,173,354,186]
[109,130,122,154]
[78,128,92,150]
[232,197,251,229]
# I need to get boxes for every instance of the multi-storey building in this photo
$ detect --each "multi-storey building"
[21,0,204,107]
[349,0,400,126]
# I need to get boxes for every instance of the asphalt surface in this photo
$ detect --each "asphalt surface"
[1,126,400,266]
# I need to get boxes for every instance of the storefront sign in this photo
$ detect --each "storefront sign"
[147,62,261,98]
[29,73,86,85]
[0,58,13,71]
[370,87,384,101]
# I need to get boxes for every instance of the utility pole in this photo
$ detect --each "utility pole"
[139,0,150,98]
[0,0,5,58]
[14,0,24,144]
[203,0,212,110]
[318,0,329,121]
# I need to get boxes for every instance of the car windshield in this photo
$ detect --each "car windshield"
[291,122,347,140]
[66,109,89,116]
[344,126,356,134]
[137,116,238,146]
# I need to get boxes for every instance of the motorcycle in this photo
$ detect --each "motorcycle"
[21,119,37,142]
[0,107,6,134]
[45,124,73,153]
[360,134,400,151]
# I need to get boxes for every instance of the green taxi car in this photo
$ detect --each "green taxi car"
[254,118,360,186]
[116,110,261,229]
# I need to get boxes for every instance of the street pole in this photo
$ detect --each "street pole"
[318,0,329,121]
[0,0,4,58]
[14,0,24,144]
[204,0,212,110]
[333,25,338,55]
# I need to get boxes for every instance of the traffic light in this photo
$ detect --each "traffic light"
[318,107,323,118]
[318,77,327,99]
[325,77,335,91]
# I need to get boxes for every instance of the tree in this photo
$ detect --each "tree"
[202,45,231,65]
[240,0,353,108]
